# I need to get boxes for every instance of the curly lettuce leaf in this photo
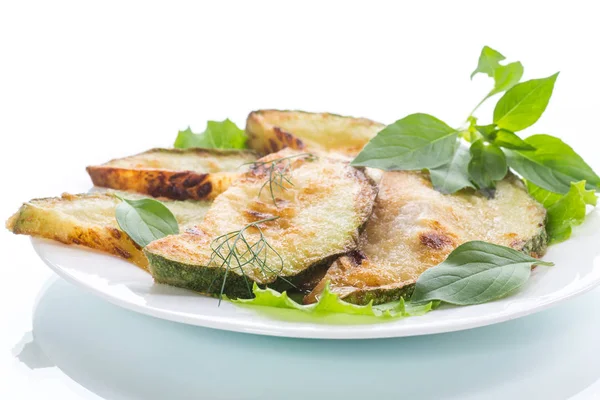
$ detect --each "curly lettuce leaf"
[527,180,597,243]
[174,119,247,149]
[232,283,438,321]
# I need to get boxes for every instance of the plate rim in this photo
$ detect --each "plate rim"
[31,237,600,339]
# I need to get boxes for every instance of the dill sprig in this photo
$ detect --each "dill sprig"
[206,216,296,303]
[245,153,316,206]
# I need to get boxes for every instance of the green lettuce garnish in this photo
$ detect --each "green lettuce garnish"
[232,283,438,322]
[174,119,247,149]
[527,180,597,243]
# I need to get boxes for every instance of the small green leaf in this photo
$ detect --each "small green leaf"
[475,126,533,150]
[461,128,482,143]
[468,140,508,194]
[471,46,505,79]
[429,145,476,194]
[233,282,437,319]
[115,197,179,248]
[490,129,535,150]
[475,124,497,139]
[506,134,600,194]
[351,113,458,170]
[488,62,524,97]
[493,73,559,131]
[545,181,597,243]
[411,241,553,306]
[460,117,484,143]
[174,119,247,149]
[469,53,522,115]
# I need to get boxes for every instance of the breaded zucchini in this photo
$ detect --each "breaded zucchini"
[245,110,385,157]
[87,148,257,200]
[6,192,211,270]
[144,148,378,299]
[305,171,548,305]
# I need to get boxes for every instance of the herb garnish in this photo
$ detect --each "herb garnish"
[411,241,553,306]
[352,46,597,195]
[234,282,438,319]
[351,46,598,242]
[206,216,296,303]
[115,196,179,248]
[527,180,597,244]
[174,119,247,149]
[247,153,316,206]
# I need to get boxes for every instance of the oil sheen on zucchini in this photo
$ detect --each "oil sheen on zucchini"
[6,192,211,270]
[246,110,385,157]
[87,148,257,200]
[305,171,548,305]
[144,149,378,299]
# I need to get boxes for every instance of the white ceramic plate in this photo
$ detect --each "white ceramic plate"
[32,210,600,339]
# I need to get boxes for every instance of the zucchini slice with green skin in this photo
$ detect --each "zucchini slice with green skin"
[87,148,257,201]
[6,192,211,270]
[305,171,548,305]
[144,148,378,299]
[246,110,385,157]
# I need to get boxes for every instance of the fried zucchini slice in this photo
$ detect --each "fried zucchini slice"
[87,148,257,200]
[305,171,548,305]
[6,192,211,270]
[246,110,385,157]
[144,148,377,299]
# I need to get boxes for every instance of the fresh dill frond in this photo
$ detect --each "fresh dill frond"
[244,153,316,206]
[206,216,297,303]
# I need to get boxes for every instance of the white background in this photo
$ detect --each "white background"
[1,1,600,399]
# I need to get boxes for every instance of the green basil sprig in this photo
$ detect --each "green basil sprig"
[115,196,179,248]
[411,241,553,306]
[352,46,598,200]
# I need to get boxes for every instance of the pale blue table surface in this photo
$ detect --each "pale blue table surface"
[14,277,600,400]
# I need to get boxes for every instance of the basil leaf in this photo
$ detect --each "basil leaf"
[462,123,483,143]
[491,129,535,150]
[468,140,507,194]
[429,145,475,194]
[488,62,524,97]
[115,197,179,248]
[471,46,505,79]
[506,134,600,194]
[545,181,597,244]
[174,119,247,149]
[351,113,457,170]
[493,73,559,131]
[475,126,533,150]
[411,241,553,305]
[475,124,497,139]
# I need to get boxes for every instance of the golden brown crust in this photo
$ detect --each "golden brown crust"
[305,171,548,305]
[87,166,232,201]
[87,148,257,200]
[145,148,378,295]
[245,110,385,157]
[6,192,211,271]
[7,193,149,268]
